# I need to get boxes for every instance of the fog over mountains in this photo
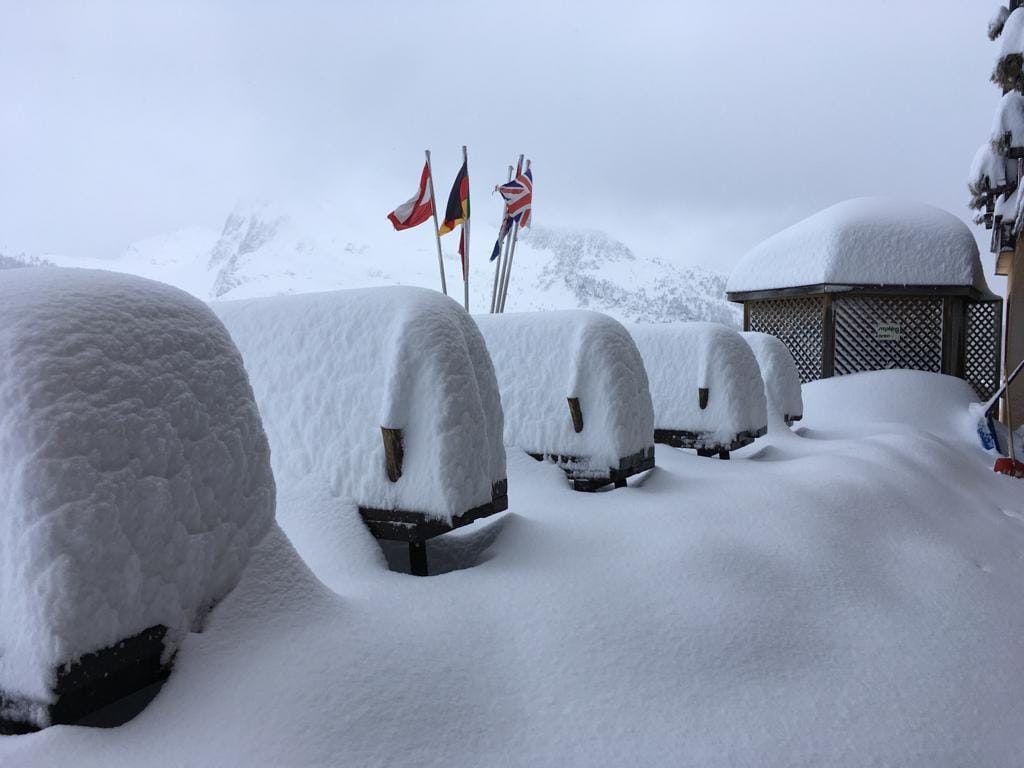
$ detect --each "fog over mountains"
[5,202,739,325]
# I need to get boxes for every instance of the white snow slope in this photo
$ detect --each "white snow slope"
[3,369,1024,766]
[0,268,274,713]
[45,202,740,326]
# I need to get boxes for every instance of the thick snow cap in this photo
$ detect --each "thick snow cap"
[741,332,804,424]
[629,322,768,445]
[0,268,275,706]
[475,311,654,468]
[214,287,505,522]
[727,199,988,294]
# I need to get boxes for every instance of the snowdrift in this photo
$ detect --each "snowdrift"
[741,331,803,425]
[0,268,275,732]
[475,311,654,489]
[726,198,986,293]
[629,322,767,457]
[213,287,507,524]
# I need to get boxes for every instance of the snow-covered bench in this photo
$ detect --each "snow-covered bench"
[629,322,767,459]
[0,269,275,733]
[474,311,655,491]
[214,287,507,576]
[741,332,804,425]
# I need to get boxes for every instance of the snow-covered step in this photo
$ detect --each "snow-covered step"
[741,331,804,425]
[214,287,507,576]
[0,269,275,733]
[629,322,768,459]
[474,311,655,490]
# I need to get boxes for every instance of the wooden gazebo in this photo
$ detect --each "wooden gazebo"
[726,199,1003,400]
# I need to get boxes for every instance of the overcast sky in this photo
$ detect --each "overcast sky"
[0,1,1005,277]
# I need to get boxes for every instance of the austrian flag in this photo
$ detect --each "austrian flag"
[387,162,434,231]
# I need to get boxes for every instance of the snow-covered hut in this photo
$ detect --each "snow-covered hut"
[0,269,275,733]
[629,323,767,459]
[474,311,655,490]
[726,198,1003,400]
[214,287,507,576]
[741,331,804,425]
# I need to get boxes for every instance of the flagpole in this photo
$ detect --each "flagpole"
[424,149,448,296]
[490,164,514,313]
[461,145,470,312]
[499,156,532,313]
[496,154,524,313]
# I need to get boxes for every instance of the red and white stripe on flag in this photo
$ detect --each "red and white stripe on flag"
[387,162,434,230]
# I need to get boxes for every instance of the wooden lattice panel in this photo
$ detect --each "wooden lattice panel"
[833,296,942,376]
[965,300,1002,400]
[747,297,825,383]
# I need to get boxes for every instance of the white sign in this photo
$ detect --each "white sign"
[875,323,901,341]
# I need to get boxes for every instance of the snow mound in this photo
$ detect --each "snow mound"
[802,369,980,438]
[0,268,274,712]
[741,332,803,424]
[999,7,1024,56]
[214,287,505,523]
[990,91,1024,151]
[726,198,987,293]
[474,311,654,468]
[629,322,767,447]
[969,142,1014,193]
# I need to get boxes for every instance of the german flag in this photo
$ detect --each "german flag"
[438,160,470,236]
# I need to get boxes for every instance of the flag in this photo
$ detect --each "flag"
[387,162,434,231]
[496,165,533,228]
[458,229,468,280]
[489,215,513,262]
[438,160,470,236]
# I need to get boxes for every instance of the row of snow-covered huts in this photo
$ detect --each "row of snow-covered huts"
[0,267,797,734]
[1,196,1001,733]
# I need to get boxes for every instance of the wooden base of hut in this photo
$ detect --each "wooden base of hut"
[785,414,803,426]
[359,480,509,577]
[528,446,656,492]
[0,625,172,735]
[654,427,767,460]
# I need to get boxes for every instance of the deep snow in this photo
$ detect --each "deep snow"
[213,287,505,523]
[726,198,988,293]
[0,268,274,714]
[2,370,1023,766]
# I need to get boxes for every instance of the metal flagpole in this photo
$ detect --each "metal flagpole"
[496,154,524,313]
[490,164,514,313]
[498,158,529,313]
[461,145,470,312]
[424,149,448,296]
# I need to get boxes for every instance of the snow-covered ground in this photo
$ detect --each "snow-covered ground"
[3,369,1024,766]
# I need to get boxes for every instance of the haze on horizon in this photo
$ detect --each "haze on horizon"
[0,1,1003,280]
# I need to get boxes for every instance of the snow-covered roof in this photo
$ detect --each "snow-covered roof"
[727,198,989,295]
[474,311,654,468]
[741,332,803,424]
[0,268,274,716]
[629,322,767,445]
[214,287,505,522]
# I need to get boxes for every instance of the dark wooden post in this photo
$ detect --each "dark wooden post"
[567,397,584,433]
[381,427,404,482]
[698,387,709,410]
[408,540,428,577]
[821,293,836,378]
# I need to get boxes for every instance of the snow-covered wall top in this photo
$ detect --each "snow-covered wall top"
[0,268,274,704]
[726,198,988,294]
[474,311,654,468]
[629,323,767,444]
[214,287,505,522]
[741,332,803,423]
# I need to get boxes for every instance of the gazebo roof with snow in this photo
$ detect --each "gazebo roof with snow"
[726,198,995,300]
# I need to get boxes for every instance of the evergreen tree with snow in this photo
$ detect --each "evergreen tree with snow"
[970,2,1024,420]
